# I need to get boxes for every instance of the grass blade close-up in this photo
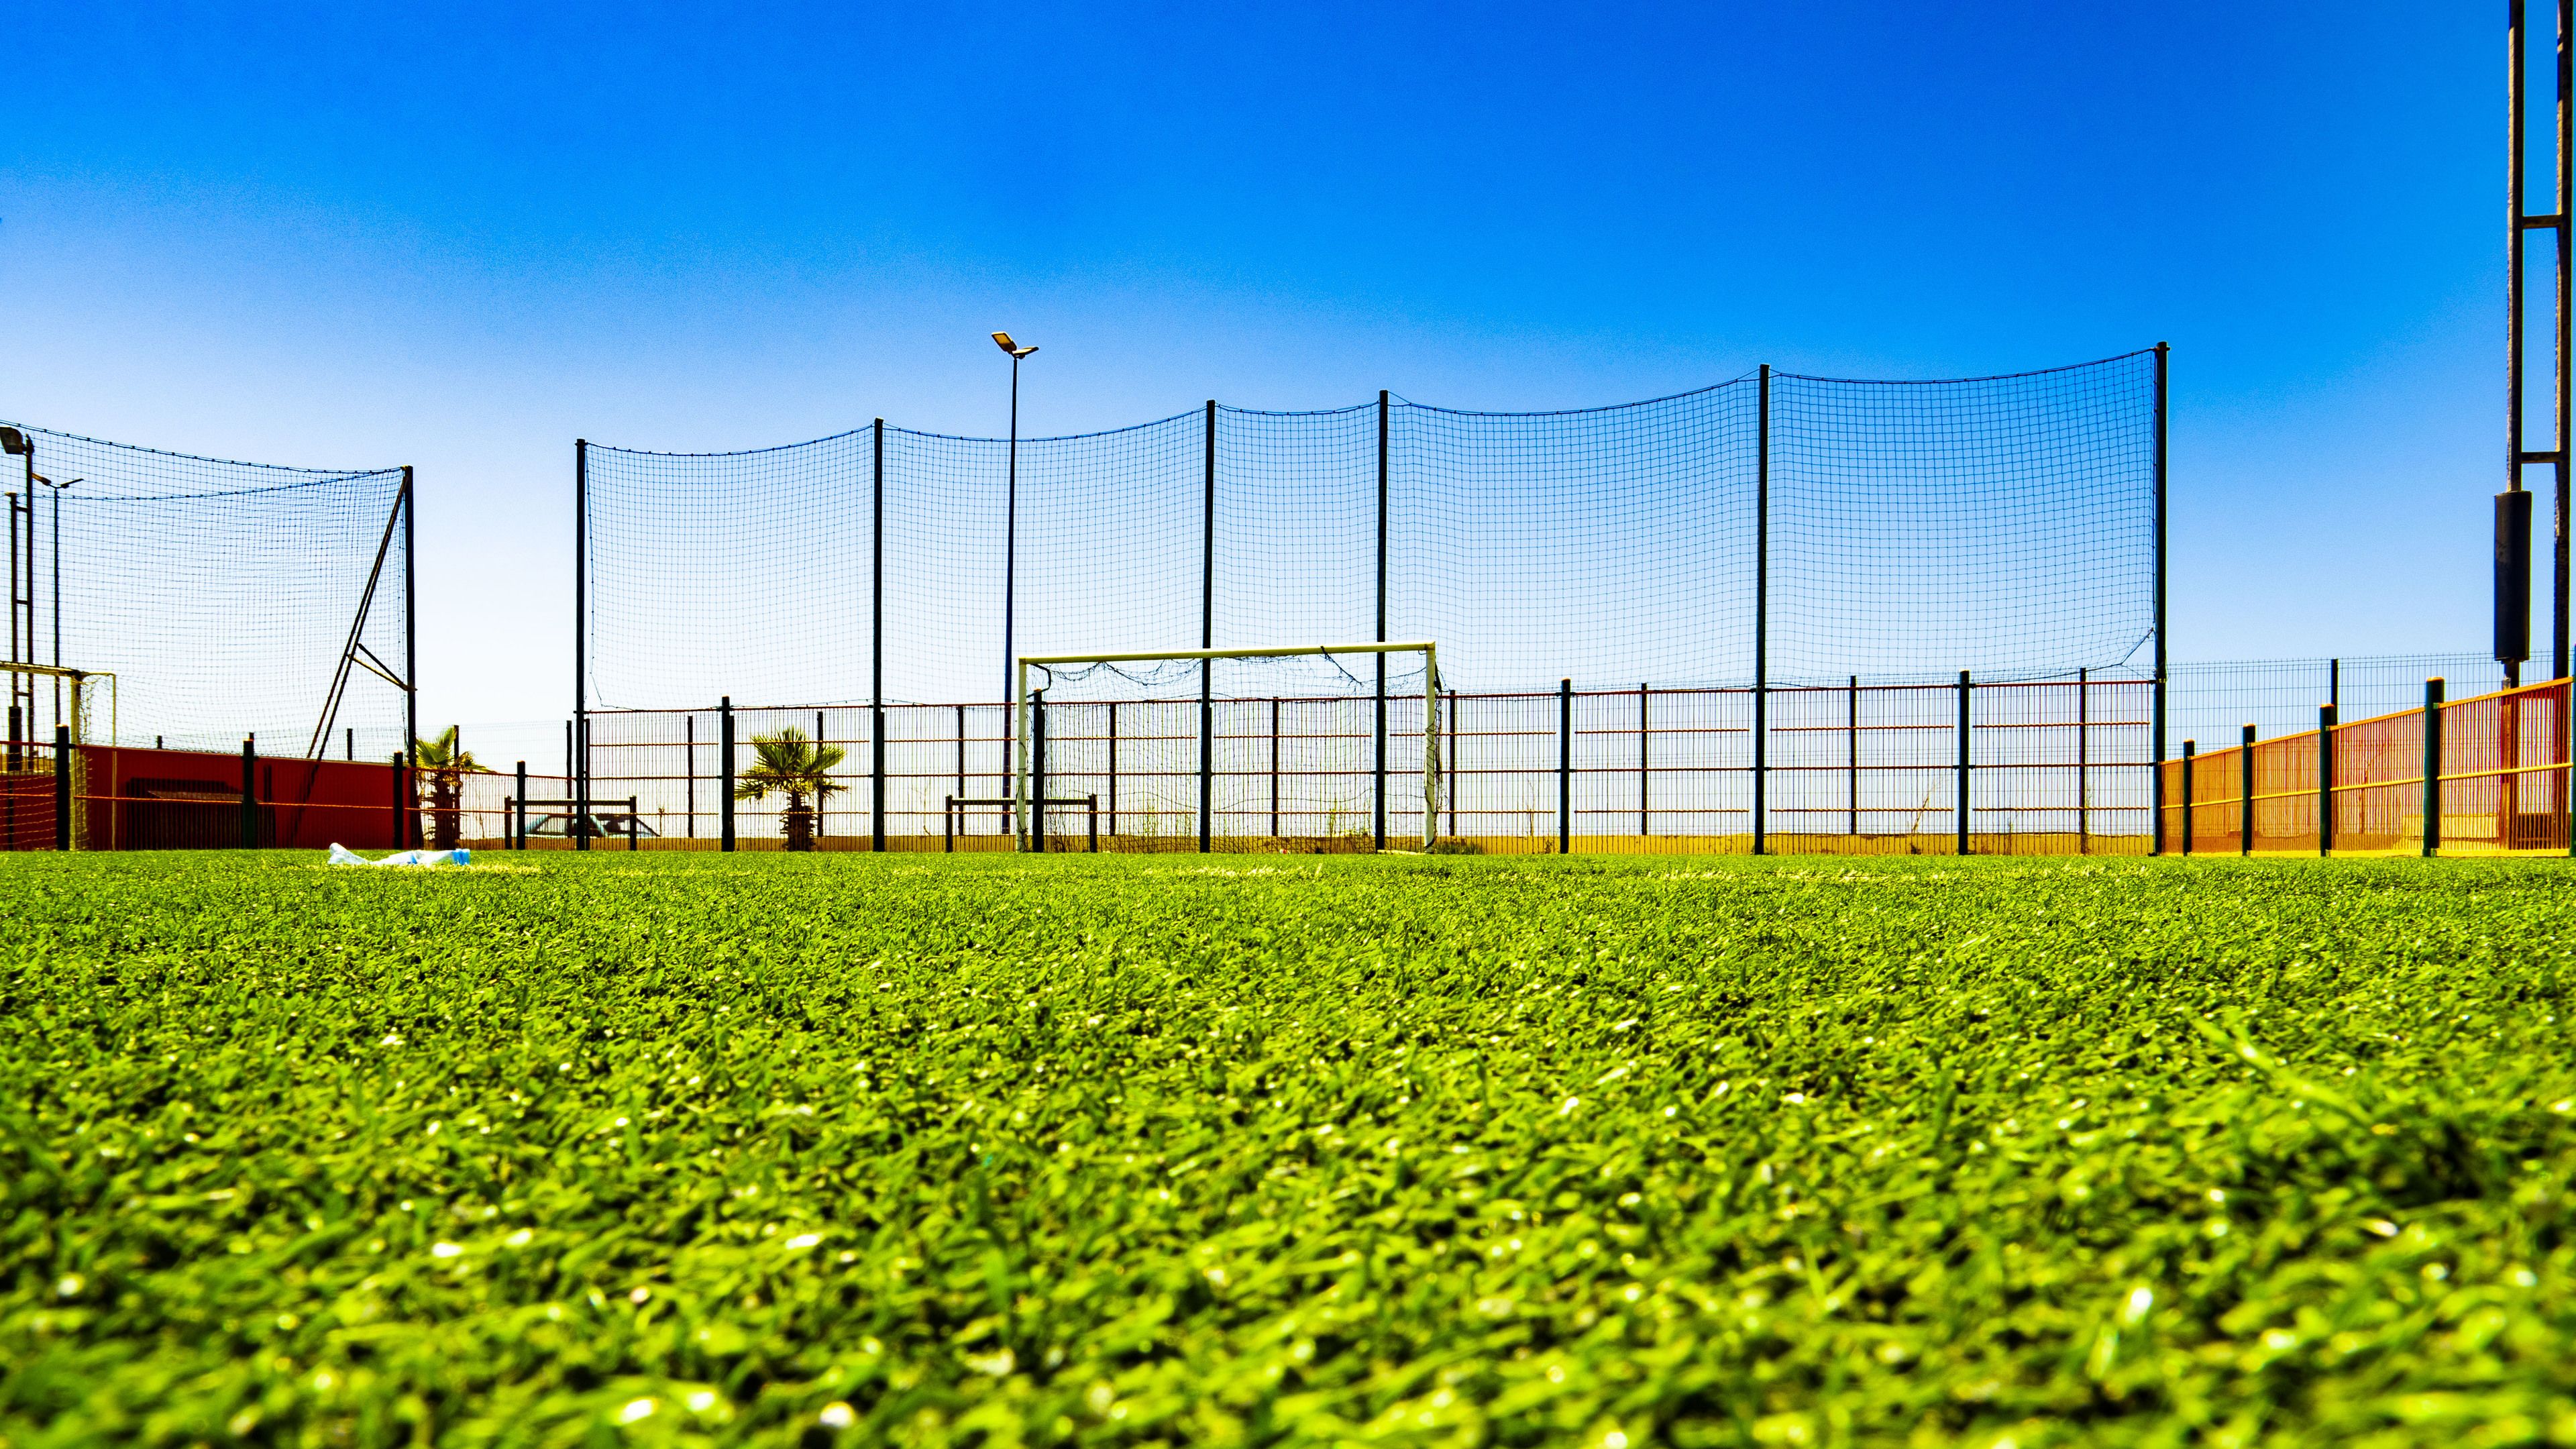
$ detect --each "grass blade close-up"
[3,853,2573,1446]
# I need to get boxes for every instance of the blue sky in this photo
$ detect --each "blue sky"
[0,2,2506,738]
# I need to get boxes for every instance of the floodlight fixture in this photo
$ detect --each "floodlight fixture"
[991,331,1038,359]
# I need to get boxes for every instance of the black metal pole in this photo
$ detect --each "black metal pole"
[1955,669,1971,856]
[2151,342,2169,853]
[2239,722,2256,856]
[1375,389,1389,851]
[2544,0,2565,675]
[1558,678,1572,856]
[814,710,827,839]
[2182,741,2196,853]
[2330,657,2341,713]
[573,443,588,853]
[720,696,735,853]
[1847,676,1860,837]
[1033,690,1049,853]
[515,760,528,850]
[1108,701,1118,837]
[1446,690,1458,840]
[240,736,256,849]
[873,417,887,852]
[686,714,696,839]
[1201,399,1216,855]
[1638,682,1648,839]
[2424,677,2446,856]
[402,466,417,847]
[1753,364,1770,857]
[1270,696,1281,840]
[2318,703,2337,856]
[55,724,72,851]
[2077,667,2090,853]
[1003,357,1020,718]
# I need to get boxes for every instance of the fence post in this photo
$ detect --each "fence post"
[872,417,886,853]
[2151,341,2169,854]
[54,724,72,851]
[1638,682,1649,839]
[719,696,735,853]
[2239,723,2256,855]
[1269,697,1281,840]
[1847,676,1860,837]
[240,736,257,849]
[1558,678,1573,857]
[1108,701,1119,837]
[2077,667,2090,853]
[1033,690,1049,854]
[574,439,586,854]
[2181,741,2196,854]
[944,794,953,853]
[1446,690,1458,840]
[1753,364,1770,857]
[2318,704,2336,856]
[1202,398,1217,856]
[2422,677,2445,857]
[1955,670,1972,856]
[515,761,528,850]
[1375,390,1390,852]
[627,796,638,852]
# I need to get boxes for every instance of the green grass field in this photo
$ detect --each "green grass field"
[4,853,2573,1447]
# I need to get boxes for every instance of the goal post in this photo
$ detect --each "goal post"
[1014,641,1442,851]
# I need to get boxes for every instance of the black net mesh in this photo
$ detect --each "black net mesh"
[3,423,410,756]
[1770,354,2160,684]
[582,351,2161,710]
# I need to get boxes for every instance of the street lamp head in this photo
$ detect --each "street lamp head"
[991,331,1038,359]
[0,426,28,456]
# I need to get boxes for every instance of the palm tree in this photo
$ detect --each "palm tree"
[735,727,846,851]
[412,725,490,849]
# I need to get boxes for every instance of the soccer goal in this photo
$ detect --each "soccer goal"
[1014,641,1443,852]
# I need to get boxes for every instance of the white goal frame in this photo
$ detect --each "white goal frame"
[1015,641,1442,851]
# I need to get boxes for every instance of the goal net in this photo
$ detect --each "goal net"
[1013,642,1444,851]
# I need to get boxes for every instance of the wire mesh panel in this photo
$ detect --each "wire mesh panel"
[2165,653,2500,761]
[2438,680,2570,855]
[2330,704,2426,854]
[1770,355,2158,685]
[2248,729,2319,855]
[4,423,409,757]
[1390,382,1760,690]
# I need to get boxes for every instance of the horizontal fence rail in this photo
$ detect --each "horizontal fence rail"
[573,676,2161,855]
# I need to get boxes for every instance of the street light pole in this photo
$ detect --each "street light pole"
[991,331,1038,827]
[36,476,76,734]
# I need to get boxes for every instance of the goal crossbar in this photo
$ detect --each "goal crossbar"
[1014,641,1441,851]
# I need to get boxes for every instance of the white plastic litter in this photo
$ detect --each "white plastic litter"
[327,843,472,867]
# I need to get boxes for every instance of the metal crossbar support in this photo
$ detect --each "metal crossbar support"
[1016,642,1440,853]
[952,794,1095,852]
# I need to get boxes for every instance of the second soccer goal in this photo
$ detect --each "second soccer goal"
[1013,641,1444,853]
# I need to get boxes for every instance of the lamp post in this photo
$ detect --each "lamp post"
[991,330,1037,823]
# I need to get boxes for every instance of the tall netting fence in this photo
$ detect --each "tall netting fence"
[575,350,2186,850]
[3,423,411,760]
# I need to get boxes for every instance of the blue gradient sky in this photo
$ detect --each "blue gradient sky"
[0,2,2506,736]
